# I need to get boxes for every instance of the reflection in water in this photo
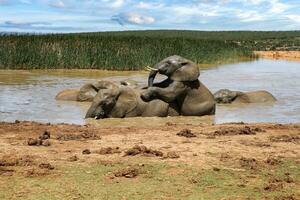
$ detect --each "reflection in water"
[0,59,299,125]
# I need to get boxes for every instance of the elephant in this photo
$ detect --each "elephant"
[140,55,216,116]
[214,89,277,104]
[85,86,180,119]
[56,80,124,102]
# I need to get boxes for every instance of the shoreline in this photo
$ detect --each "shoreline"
[254,51,300,62]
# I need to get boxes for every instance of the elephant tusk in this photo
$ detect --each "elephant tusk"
[146,66,158,71]
[144,67,151,72]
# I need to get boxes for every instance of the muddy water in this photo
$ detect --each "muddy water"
[0,59,299,125]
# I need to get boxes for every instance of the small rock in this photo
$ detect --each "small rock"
[39,131,50,140]
[27,138,38,146]
[42,140,51,146]
[39,163,54,170]
[82,149,91,155]
[213,167,220,171]
[164,151,180,159]
[176,129,196,138]
[27,138,42,146]
[95,147,121,155]
[113,167,139,178]
[15,120,20,124]
[68,155,78,162]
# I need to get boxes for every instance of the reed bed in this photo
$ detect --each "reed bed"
[1,30,299,70]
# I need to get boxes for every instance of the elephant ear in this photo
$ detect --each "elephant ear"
[170,62,200,82]
[112,87,138,117]
[78,81,118,102]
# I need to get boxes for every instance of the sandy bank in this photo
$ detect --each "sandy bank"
[254,51,300,62]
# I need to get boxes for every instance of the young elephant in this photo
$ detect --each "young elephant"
[214,89,277,104]
[141,55,216,116]
[85,86,180,119]
[55,80,119,102]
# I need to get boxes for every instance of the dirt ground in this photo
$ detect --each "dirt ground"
[0,121,300,200]
[254,51,300,61]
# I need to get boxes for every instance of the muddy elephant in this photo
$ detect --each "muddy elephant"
[214,89,277,104]
[140,55,216,116]
[56,80,123,102]
[85,86,179,119]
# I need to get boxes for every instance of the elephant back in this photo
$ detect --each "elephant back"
[234,90,277,103]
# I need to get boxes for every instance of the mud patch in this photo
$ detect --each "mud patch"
[239,139,271,147]
[23,168,50,177]
[94,147,121,155]
[27,138,51,146]
[269,135,300,143]
[67,155,79,162]
[0,155,35,167]
[82,149,91,155]
[163,151,180,159]
[265,157,282,166]
[274,195,298,200]
[219,153,233,162]
[176,129,196,138]
[39,163,54,170]
[212,126,261,136]
[124,145,163,157]
[56,132,101,141]
[239,157,258,170]
[27,131,51,146]
[113,166,139,178]
[0,167,15,175]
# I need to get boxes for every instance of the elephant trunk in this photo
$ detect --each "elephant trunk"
[85,105,105,119]
[148,70,158,87]
[85,106,95,119]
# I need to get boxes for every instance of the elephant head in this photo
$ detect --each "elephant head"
[85,87,138,119]
[55,80,118,102]
[85,88,120,119]
[147,55,200,87]
[77,80,118,102]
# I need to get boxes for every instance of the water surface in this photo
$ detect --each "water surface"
[0,59,299,125]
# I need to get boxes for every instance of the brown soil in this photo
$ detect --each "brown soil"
[113,166,139,178]
[176,129,197,138]
[38,163,55,170]
[23,167,50,177]
[56,132,101,141]
[269,135,300,143]
[206,126,264,137]
[94,147,121,155]
[239,157,258,170]
[164,151,180,159]
[82,149,91,154]
[0,120,299,179]
[254,51,300,61]
[124,145,163,157]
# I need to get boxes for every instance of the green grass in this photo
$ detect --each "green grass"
[1,30,299,70]
[1,158,299,200]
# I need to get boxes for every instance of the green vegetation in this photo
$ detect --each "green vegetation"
[0,30,300,70]
[1,159,299,199]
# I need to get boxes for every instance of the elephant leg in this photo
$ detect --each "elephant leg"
[168,102,180,116]
[141,81,186,103]
[181,100,216,116]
